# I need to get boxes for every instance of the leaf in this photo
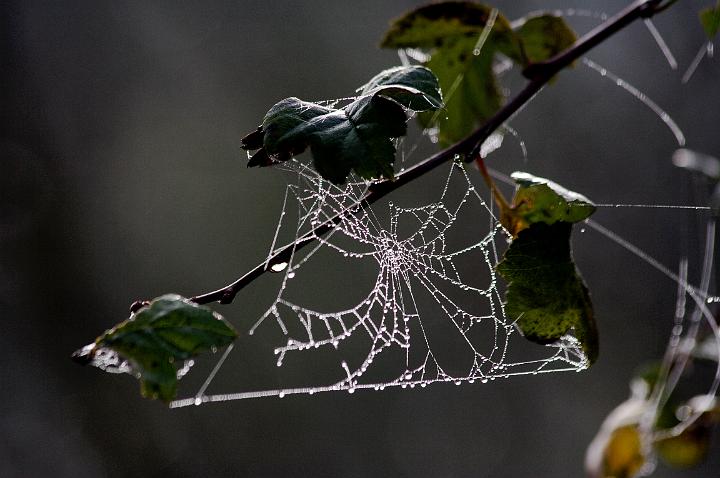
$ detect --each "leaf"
[72,294,238,402]
[496,222,598,363]
[700,3,720,38]
[380,2,576,145]
[241,65,442,184]
[512,14,578,65]
[507,171,596,235]
[358,65,444,110]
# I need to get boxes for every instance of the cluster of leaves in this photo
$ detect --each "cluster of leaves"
[493,172,599,363]
[381,1,577,145]
[241,65,442,184]
[73,295,237,402]
[242,2,576,184]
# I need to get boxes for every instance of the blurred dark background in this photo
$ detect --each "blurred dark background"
[2,0,719,476]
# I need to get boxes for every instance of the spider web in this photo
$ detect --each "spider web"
[169,9,719,409]
[171,157,589,409]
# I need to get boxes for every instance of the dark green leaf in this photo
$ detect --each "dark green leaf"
[72,294,238,402]
[700,3,720,38]
[380,2,576,145]
[241,66,442,184]
[496,222,598,364]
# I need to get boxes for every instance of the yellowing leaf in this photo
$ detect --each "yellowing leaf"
[603,425,645,478]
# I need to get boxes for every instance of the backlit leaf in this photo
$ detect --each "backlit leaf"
[72,294,238,402]
[508,171,595,235]
[381,2,576,145]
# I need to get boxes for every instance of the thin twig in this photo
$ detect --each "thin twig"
[131,0,667,311]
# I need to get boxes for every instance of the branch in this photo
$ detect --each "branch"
[131,0,668,312]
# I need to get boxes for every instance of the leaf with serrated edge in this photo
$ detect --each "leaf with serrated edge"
[73,294,238,402]
[241,66,441,183]
[497,222,598,364]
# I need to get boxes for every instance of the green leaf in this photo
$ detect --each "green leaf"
[380,2,576,146]
[241,65,442,184]
[72,294,238,402]
[602,425,645,478]
[700,3,720,38]
[509,171,595,231]
[512,14,577,65]
[496,222,598,364]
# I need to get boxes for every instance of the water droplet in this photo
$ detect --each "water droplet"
[279,391,285,398]
[194,397,203,406]
[287,271,296,279]
[271,262,288,272]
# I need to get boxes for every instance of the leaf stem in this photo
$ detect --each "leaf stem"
[135,0,668,310]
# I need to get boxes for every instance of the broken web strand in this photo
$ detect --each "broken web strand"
[584,218,720,440]
[682,40,714,84]
[638,219,720,455]
[643,18,678,70]
[420,6,500,139]
[582,57,686,147]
